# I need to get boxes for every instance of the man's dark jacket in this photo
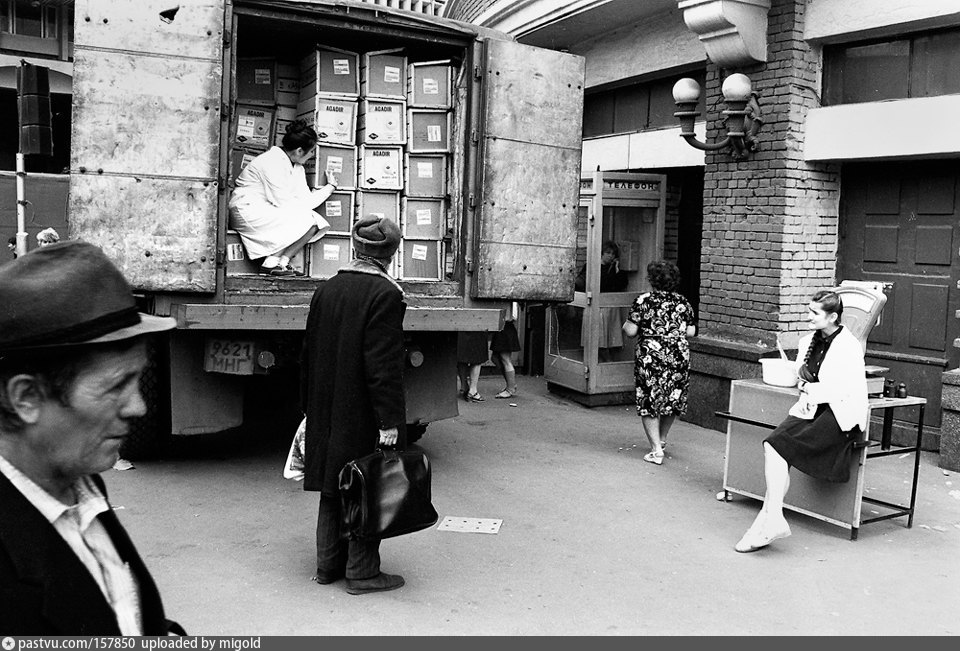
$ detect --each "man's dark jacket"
[0,472,181,634]
[301,266,407,495]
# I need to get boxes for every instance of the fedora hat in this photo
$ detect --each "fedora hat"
[0,240,176,353]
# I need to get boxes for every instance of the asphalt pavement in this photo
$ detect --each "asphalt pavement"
[105,373,960,636]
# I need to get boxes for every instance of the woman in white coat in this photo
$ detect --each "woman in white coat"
[734,290,868,553]
[229,119,337,276]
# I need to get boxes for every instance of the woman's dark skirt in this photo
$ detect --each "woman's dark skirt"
[764,404,860,483]
[457,331,489,365]
[490,321,521,353]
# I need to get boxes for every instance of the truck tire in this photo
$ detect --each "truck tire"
[120,337,171,460]
[407,423,427,445]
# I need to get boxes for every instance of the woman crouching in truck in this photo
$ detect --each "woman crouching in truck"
[734,290,868,553]
[229,119,338,277]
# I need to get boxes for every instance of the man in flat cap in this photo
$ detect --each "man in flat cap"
[301,215,407,595]
[0,241,184,635]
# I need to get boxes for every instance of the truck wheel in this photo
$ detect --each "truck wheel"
[120,337,171,460]
[407,423,428,445]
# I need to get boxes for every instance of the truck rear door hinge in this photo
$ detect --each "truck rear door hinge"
[223,30,232,48]
[217,176,226,193]
[474,65,482,80]
[221,102,230,122]
[471,128,478,145]
[468,193,476,209]
[216,247,226,267]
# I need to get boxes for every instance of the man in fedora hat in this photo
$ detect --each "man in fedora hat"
[301,215,407,595]
[0,240,184,634]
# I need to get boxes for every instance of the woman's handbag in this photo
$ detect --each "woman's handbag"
[338,447,439,541]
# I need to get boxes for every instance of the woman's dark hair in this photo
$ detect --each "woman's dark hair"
[811,289,843,324]
[601,240,619,258]
[647,260,681,292]
[281,118,318,152]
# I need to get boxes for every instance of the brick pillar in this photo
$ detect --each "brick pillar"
[697,0,841,348]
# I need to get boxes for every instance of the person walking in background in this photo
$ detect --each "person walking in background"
[36,227,60,247]
[6,235,16,260]
[0,241,183,634]
[733,290,867,553]
[457,331,489,402]
[622,261,696,466]
[490,302,521,399]
[301,215,407,595]
[229,118,337,277]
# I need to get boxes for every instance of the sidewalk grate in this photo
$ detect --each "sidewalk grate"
[437,516,502,534]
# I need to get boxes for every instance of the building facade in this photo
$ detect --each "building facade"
[444,0,960,469]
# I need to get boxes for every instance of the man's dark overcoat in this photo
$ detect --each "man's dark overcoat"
[0,473,179,634]
[301,266,407,495]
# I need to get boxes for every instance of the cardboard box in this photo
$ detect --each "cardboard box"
[359,145,403,190]
[357,190,401,223]
[306,144,358,190]
[236,57,277,106]
[315,191,355,234]
[400,240,442,280]
[401,197,446,240]
[358,99,406,145]
[407,109,451,152]
[229,147,262,185]
[407,60,453,108]
[276,70,300,108]
[404,153,448,197]
[361,48,408,99]
[299,97,357,145]
[300,46,360,98]
[308,235,351,278]
[233,104,275,149]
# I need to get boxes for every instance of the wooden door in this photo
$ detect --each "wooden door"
[839,161,960,428]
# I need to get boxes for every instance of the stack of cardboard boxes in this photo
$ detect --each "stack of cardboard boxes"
[227,48,454,279]
[298,46,454,280]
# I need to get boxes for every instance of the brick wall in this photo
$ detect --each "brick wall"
[698,0,841,347]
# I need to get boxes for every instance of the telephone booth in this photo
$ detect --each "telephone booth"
[545,171,666,404]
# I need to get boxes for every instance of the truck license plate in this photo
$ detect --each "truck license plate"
[204,339,255,375]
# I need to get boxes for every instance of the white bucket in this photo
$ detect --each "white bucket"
[760,358,797,387]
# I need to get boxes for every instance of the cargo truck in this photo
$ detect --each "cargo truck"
[67,0,585,456]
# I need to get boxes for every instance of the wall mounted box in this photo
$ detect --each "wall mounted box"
[404,153,448,197]
[298,97,358,145]
[401,197,446,240]
[233,104,275,149]
[308,235,352,278]
[236,57,277,105]
[358,98,406,145]
[357,190,401,223]
[407,109,451,152]
[315,190,355,234]
[301,46,360,98]
[358,145,404,190]
[305,144,358,190]
[400,240,442,281]
[407,60,452,108]
[361,48,408,99]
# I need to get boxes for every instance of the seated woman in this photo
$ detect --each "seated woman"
[734,290,868,553]
[229,119,337,276]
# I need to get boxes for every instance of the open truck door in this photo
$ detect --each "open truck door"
[472,38,585,302]
[69,0,225,292]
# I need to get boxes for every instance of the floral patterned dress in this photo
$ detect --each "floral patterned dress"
[628,291,695,417]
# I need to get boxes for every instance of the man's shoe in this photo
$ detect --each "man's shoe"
[313,569,345,585]
[345,572,405,595]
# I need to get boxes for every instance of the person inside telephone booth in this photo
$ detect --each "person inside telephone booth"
[575,240,629,361]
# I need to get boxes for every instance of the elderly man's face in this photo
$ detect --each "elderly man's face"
[36,340,148,480]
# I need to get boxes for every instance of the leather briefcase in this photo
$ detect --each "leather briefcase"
[339,447,439,541]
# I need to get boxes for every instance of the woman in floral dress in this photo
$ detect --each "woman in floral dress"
[623,261,697,465]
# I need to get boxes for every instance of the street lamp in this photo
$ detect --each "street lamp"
[672,73,763,160]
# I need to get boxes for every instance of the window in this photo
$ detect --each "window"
[824,28,960,105]
[583,71,706,139]
[1,0,58,38]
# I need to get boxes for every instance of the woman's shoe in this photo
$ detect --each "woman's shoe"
[466,392,485,402]
[643,450,664,465]
[494,389,516,399]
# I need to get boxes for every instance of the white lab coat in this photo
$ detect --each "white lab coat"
[228,146,332,259]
